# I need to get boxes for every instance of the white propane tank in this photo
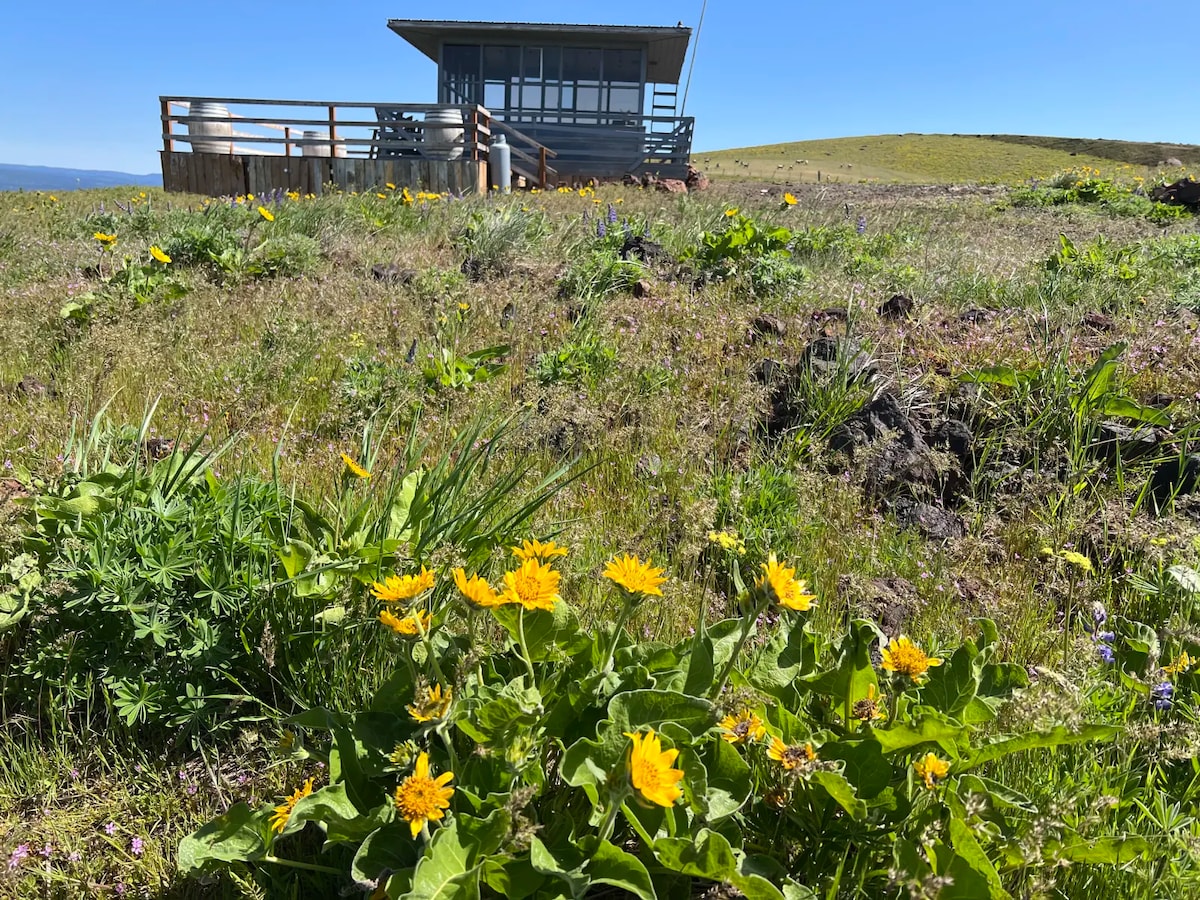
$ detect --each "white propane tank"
[489,134,511,193]
[188,102,233,154]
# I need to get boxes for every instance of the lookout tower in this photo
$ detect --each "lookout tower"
[387,19,695,180]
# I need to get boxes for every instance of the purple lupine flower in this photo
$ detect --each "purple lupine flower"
[1151,681,1174,710]
[1093,603,1108,627]
[1098,631,1115,644]
[130,837,144,856]
[596,219,607,238]
[1096,644,1115,664]
[855,215,867,235]
[607,203,618,224]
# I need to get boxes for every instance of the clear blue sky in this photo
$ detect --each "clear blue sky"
[1,0,1195,174]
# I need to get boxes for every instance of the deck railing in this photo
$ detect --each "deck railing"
[161,97,492,161]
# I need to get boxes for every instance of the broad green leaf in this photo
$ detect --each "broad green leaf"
[388,468,423,542]
[530,835,590,899]
[870,715,967,757]
[804,620,883,712]
[960,724,1119,768]
[810,770,866,821]
[492,601,585,661]
[958,365,1022,387]
[287,783,389,843]
[177,802,266,873]
[406,816,497,900]
[699,737,752,820]
[820,739,891,800]
[945,815,1010,899]
[1168,564,1200,595]
[955,774,1036,813]
[747,618,816,701]
[580,837,656,900]
[353,822,420,886]
[608,689,715,738]
[1100,397,1170,426]
[654,829,737,879]
[1048,835,1150,864]
[456,680,543,744]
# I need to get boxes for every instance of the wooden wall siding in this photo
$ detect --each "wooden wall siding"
[160,152,485,197]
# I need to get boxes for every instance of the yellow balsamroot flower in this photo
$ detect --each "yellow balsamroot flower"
[767,737,817,770]
[408,684,452,723]
[386,182,396,190]
[880,636,943,683]
[501,557,561,612]
[373,566,436,603]
[603,553,667,597]
[1164,651,1195,676]
[269,777,315,834]
[379,608,432,637]
[756,554,816,611]
[394,751,454,838]
[512,539,569,563]
[852,683,887,722]
[724,208,739,217]
[93,231,117,246]
[624,729,684,807]
[453,568,506,609]
[719,711,766,745]
[782,192,798,206]
[257,205,275,222]
[913,752,950,789]
[149,245,171,264]
[340,453,371,479]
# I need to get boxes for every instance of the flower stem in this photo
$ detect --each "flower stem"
[516,606,537,684]
[710,597,764,700]
[620,801,657,848]
[602,597,636,673]
[263,855,344,875]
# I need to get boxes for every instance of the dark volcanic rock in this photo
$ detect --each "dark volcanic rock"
[959,308,992,325]
[844,574,923,638]
[801,337,877,382]
[1089,421,1159,463]
[828,393,921,454]
[620,235,670,264]
[1082,311,1115,332]
[371,263,417,284]
[750,314,787,341]
[633,279,653,299]
[891,499,965,541]
[1150,453,1200,512]
[878,294,914,320]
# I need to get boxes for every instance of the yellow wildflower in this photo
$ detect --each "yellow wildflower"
[512,539,569,562]
[880,636,942,683]
[851,683,887,721]
[372,567,436,603]
[782,192,797,206]
[603,553,667,597]
[501,558,561,612]
[767,738,817,770]
[1164,651,1194,676]
[756,554,816,611]
[393,752,454,837]
[724,208,739,217]
[913,752,950,789]
[340,453,371,478]
[408,684,452,723]
[719,711,766,745]
[257,205,274,222]
[453,568,506,609]
[1059,550,1093,575]
[624,729,684,807]
[379,608,432,637]
[149,245,171,264]
[93,231,117,246]
[269,777,315,834]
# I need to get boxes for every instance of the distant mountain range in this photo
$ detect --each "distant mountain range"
[0,163,162,192]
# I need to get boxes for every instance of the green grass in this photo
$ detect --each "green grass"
[1,178,1199,896]
[697,132,1200,184]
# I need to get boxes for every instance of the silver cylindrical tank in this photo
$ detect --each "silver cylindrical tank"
[489,134,511,193]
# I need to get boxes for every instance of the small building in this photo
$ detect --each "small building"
[387,19,695,180]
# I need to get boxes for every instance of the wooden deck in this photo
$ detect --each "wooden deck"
[160,97,495,197]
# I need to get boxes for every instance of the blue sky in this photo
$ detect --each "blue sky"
[1,0,1195,174]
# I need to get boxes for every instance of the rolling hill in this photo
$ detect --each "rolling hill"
[698,133,1200,184]
[0,163,162,192]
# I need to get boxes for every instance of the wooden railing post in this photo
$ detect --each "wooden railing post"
[161,98,173,154]
[539,147,547,190]
[327,104,338,188]
[285,127,291,158]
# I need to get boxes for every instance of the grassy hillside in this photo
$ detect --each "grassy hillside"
[2,181,1200,898]
[698,132,1200,184]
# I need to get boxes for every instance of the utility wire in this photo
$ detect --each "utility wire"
[680,0,708,115]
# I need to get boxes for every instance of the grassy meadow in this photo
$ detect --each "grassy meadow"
[698,132,1200,184]
[1,165,1200,898]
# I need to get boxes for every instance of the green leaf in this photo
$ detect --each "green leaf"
[804,620,882,712]
[287,783,390,843]
[1048,835,1150,864]
[810,770,866,821]
[960,724,1120,768]
[1100,397,1171,426]
[456,680,543,744]
[870,715,967,757]
[492,601,585,661]
[959,365,1022,387]
[608,689,715,738]
[944,815,1010,899]
[177,802,267,873]
[955,774,1036,813]
[388,469,423,542]
[747,618,815,701]
[353,822,420,886]
[530,835,591,898]
[699,738,752,820]
[406,815,499,900]
[820,739,891,800]
[580,837,656,900]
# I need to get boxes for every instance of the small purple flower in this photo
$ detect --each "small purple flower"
[596,220,606,238]
[115,883,127,896]
[607,203,618,225]
[1098,631,1115,644]
[70,767,80,780]
[7,844,29,871]
[104,822,117,836]
[1152,681,1174,711]
[1096,644,1115,664]
[131,837,144,856]
[68,851,81,863]
[855,215,867,235]
[1093,603,1108,627]
[40,843,52,859]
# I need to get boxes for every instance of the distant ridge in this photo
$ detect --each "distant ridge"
[0,163,162,192]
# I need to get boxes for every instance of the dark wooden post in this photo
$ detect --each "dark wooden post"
[327,104,338,187]
[285,127,292,158]
[539,147,548,190]
[161,99,173,153]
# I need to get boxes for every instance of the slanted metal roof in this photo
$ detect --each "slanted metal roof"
[387,19,692,84]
